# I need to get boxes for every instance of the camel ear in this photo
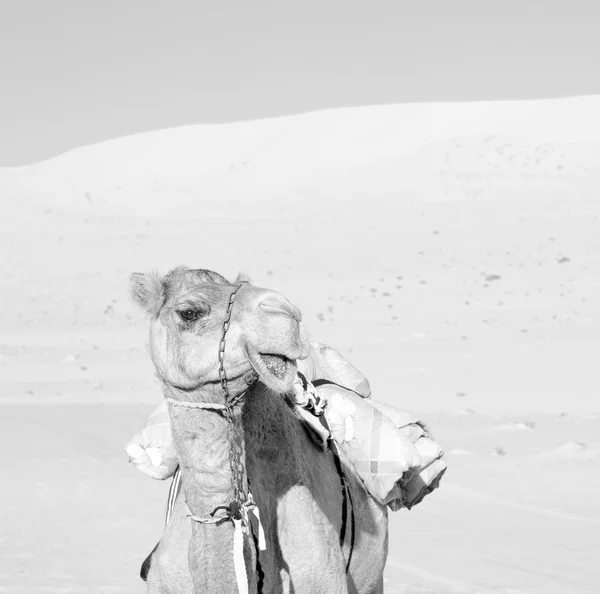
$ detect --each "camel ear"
[130,271,166,317]
[235,271,252,284]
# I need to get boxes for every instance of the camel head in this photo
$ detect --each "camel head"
[130,267,309,396]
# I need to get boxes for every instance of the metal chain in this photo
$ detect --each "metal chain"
[218,282,249,508]
[218,283,245,395]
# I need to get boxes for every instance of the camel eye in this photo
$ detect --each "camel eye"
[179,309,200,322]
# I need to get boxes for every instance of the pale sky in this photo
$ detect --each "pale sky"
[1,0,598,165]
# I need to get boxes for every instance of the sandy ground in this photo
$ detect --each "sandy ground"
[1,96,599,592]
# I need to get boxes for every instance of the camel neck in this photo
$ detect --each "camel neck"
[161,380,249,517]
[162,379,254,594]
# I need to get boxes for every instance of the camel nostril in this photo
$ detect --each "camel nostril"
[259,299,302,322]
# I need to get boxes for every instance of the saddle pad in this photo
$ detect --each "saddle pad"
[322,384,447,510]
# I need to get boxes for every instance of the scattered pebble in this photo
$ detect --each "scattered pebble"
[484,274,502,282]
[489,447,507,456]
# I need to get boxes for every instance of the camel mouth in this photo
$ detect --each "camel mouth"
[258,353,294,380]
[246,348,298,393]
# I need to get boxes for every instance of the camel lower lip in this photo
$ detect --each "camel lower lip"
[259,354,292,379]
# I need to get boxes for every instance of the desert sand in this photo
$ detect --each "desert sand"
[1,95,599,593]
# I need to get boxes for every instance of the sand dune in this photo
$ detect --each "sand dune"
[1,96,599,592]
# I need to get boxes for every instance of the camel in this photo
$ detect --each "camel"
[130,266,388,593]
